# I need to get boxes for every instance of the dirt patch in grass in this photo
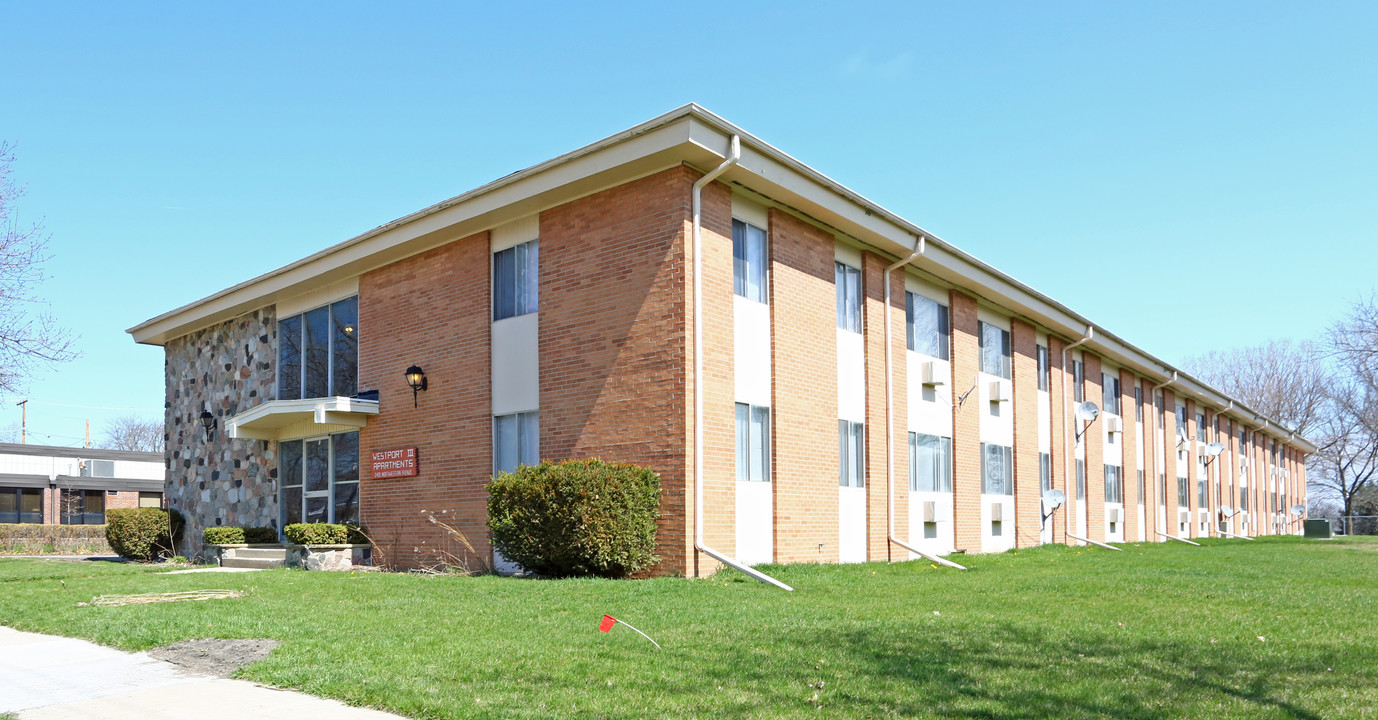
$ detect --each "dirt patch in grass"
[149,638,280,677]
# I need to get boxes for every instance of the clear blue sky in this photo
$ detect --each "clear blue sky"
[1,1,1374,447]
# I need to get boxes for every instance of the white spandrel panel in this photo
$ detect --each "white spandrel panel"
[838,486,867,563]
[736,480,773,565]
[978,371,1013,447]
[837,329,866,423]
[113,460,164,480]
[906,352,951,437]
[1037,390,1051,453]
[492,313,539,416]
[734,296,772,407]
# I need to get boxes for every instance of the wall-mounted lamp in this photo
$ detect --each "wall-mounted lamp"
[404,365,428,408]
[199,410,217,440]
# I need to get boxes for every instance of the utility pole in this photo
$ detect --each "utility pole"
[16,399,27,444]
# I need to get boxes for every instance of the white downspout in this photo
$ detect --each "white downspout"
[883,238,967,570]
[691,135,793,592]
[1059,326,1093,544]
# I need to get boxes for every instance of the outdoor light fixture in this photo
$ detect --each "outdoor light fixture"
[199,410,217,440]
[404,365,428,408]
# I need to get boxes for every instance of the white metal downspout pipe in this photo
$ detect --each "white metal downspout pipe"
[691,135,793,592]
[1060,326,1093,544]
[883,239,967,570]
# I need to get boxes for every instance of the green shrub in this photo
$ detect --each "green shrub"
[203,526,245,545]
[344,523,370,545]
[487,458,661,578]
[284,523,349,545]
[243,526,278,544]
[106,508,178,562]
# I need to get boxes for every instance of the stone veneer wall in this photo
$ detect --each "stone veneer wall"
[163,307,277,558]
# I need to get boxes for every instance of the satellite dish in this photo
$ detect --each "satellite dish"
[1219,505,1235,518]
[1205,442,1226,458]
[1042,488,1066,511]
[1290,504,1305,516]
[1075,401,1100,423]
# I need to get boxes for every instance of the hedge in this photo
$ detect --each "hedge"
[105,508,184,562]
[244,526,278,544]
[203,526,245,545]
[0,523,111,555]
[284,523,350,545]
[487,458,660,578]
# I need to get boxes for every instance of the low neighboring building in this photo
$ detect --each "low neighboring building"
[0,443,164,525]
[128,105,1314,571]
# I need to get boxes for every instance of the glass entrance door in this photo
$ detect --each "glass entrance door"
[278,432,361,534]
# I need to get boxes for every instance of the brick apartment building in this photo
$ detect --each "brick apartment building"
[128,105,1314,572]
[0,442,164,525]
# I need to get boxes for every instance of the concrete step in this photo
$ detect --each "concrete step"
[232,547,288,560]
[221,557,285,569]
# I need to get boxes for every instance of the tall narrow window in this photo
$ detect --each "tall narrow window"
[277,297,359,401]
[732,220,768,303]
[1103,374,1121,416]
[910,433,952,492]
[1196,412,1207,441]
[1037,345,1050,391]
[1137,470,1145,506]
[835,262,861,333]
[332,432,360,526]
[494,411,540,474]
[978,322,1012,379]
[1176,405,1188,439]
[1104,466,1123,504]
[1135,386,1143,422]
[1178,476,1190,506]
[981,443,1013,495]
[906,293,949,360]
[1076,460,1086,500]
[1073,360,1084,402]
[330,297,359,397]
[1040,452,1052,492]
[735,403,771,482]
[838,420,865,487]
[303,305,330,399]
[1159,473,1167,505]
[493,239,539,321]
[278,315,302,400]
[1155,391,1164,429]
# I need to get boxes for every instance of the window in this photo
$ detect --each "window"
[138,492,163,509]
[1137,470,1145,506]
[1037,345,1050,391]
[1178,476,1190,506]
[1103,374,1121,416]
[60,489,104,525]
[910,433,952,492]
[838,420,865,487]
[81,459,115,478]
[0,488,42,524]
[978,322,1012,379]
[1155,391,1164,429]
[1135,386,1143,422]
[1076,460,1086,500]
[835,262,861,333]
[735,404,771,482]
[1040,452,1052,492]
[278,431,361,530]
[278,296,359,400]
[1158,473,1167,505]
[1105,466,1123,504]
[906,293,949,360]
[1073,360,1084,402]
[1196,413,1206,441]
[732,220,768,303]
[493,239,539,321]
[1176,405,1188,439]
[1240,483,1249,511]
[495,411,540,474]
[981,443,1013,495]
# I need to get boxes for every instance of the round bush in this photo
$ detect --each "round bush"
[106,508,181,561]
[487,458,661,578]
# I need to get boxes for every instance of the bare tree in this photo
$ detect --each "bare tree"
[101,414,164,452]
[0,142,78,393]
[1306,394,1378,521]
[1182,338,1330,436]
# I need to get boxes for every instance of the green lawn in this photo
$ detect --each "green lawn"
[2,537,1375,719]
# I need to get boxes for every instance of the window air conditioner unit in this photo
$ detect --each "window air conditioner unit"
[990,502,1004,522]
[1104,416,1124,435]
[922,501,937,523]
[1109,507,1122,523]
[919,361,945,387]
[988,381,1009,403]
[1179,509,1191,524]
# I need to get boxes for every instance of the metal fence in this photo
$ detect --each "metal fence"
[1337,516,1378,535]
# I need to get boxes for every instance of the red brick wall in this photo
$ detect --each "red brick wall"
[539,166,697,576]
[1012,319,1041,547]
[770,208,839,564]
[1186,399,1199,537]
[1120,368,1139,542]
[862,251,906,560]
[1048,337,1068,545]
[1163,389,1180,536]
[1083,353,1105,543]
[357,230,492,570]
[949,291,981,552]
[1142,377,1159,540]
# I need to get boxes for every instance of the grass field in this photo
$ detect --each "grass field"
[1,536,1375,719]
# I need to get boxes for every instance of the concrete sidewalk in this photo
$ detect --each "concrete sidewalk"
[0,626,405,719]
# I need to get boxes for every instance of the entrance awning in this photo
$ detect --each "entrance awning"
[225,397,380,442]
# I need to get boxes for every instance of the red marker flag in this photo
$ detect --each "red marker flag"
[599,614,617,633]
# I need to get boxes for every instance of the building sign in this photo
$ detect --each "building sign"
[370,447,419,479]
